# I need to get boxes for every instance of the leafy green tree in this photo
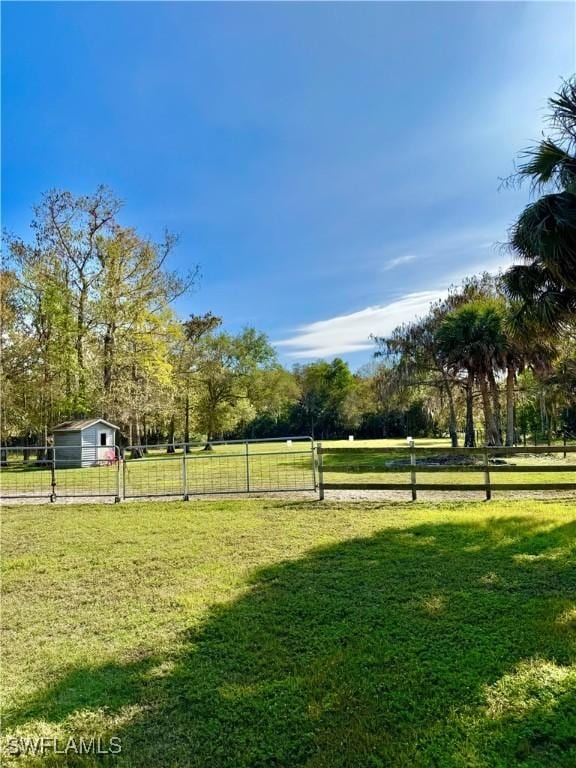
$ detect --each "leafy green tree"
[176,313,223,447]
[340,366,380,435]
[293,359,355,439]
[246,366,300,427]
[7,187,122,404]
[0,270,31,442]
[189,328,277,442]
[95,226,185,402]
[3,187,194,444]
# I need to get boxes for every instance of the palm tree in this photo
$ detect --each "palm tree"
[436,301,507,447]
[502,305,557,446]
[503,78,576,328]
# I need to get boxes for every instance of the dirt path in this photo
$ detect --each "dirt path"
[3,488,576,506]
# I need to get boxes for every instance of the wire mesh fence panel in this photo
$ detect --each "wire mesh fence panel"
[2,437,317,501]
[186,452,250,495]
[122,437,316,497]
[123,451,185,498]
[53,447,120,499]
[0,447,53,499]
[184,443,315,495]
[247,450,316,492]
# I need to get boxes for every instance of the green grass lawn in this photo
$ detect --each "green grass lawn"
[2,498,575,767]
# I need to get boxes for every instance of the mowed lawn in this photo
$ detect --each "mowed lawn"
[2,499,576,767]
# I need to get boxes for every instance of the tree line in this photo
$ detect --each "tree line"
[1,79,575,448]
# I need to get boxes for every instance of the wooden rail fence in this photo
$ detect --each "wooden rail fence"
[316,444,576,501]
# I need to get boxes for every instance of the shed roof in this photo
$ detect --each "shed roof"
[52,418,119,432]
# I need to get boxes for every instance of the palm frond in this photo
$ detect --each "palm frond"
[509,192,576,288]
[548,78,576,143]
[517,139,574,191]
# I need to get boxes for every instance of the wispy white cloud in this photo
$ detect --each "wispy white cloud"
[274,291,444,359]
[275,243,516,360]
[377,226,498,268]
[382,254,417,272]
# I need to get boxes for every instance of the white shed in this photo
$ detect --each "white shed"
[52,419,118,468]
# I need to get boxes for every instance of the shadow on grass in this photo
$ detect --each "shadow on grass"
[5,517,576,767]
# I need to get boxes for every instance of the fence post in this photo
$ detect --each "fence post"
[245,442,250,493]
[484,447,492,501]
[115,446,121,503]
[122,452,127,500]
[182,449,189,501]
[50,445,56,503]
[310,438,317,490]
[409,439,417,501]
[317,442,325,500]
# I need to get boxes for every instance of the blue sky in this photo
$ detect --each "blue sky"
[2,1,575,368]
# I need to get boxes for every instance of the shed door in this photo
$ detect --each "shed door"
[98,431,108,461]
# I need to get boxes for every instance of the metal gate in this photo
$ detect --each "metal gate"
[1,438,316,502]
[0,445,121,501]
[122,437,316,499]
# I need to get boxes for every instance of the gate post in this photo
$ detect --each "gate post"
[409,439,417,501]
[317,443,325,501]
[310,438,317,490]
[115,446,121,503]
[50,445,56,503]
[122,451,127,500]
[182,449,189,501]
